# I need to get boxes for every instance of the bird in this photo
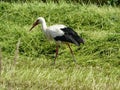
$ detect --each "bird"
[29,17,84,64]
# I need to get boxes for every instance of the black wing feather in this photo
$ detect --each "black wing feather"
[54,27,84,46]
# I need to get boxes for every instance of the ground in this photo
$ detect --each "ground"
[0,1,120,90]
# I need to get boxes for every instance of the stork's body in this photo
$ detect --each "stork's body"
[29,17,84,64]
[44,25,65,41]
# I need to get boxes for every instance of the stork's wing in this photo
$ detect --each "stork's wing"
[54,27,84,46]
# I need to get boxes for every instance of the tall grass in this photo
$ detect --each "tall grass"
[1,0,120,5]
[0,1,120,90]
[0,48,2,75]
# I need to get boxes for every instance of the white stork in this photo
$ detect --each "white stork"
[29,17,84,64]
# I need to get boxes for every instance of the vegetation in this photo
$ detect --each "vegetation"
[0,1,120,90]
[1,0,120,5]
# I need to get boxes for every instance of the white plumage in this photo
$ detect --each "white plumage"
[29,17,84,64]
[46,25,65,40]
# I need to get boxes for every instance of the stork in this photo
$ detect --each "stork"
[29,17,84,64]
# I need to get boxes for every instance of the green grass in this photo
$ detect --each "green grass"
[0,1,120,90]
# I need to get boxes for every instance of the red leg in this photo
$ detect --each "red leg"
[67,43,76,62]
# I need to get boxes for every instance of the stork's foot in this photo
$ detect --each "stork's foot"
[72,58,79,65]
[50,59,56,65]
[73,59,76,63]
[50,62,55,65]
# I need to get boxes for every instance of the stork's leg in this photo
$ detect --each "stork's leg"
[54,44,59,64]
[67,43,76,62]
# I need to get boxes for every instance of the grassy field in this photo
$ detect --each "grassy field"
[0,1,120,90]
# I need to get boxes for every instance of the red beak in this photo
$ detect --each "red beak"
[29,20,39,31]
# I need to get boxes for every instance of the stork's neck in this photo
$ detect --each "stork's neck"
[41,20,47,31]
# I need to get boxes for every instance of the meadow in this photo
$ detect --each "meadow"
[0,1,120,90]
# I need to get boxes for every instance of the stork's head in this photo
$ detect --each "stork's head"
[29,17,45,31]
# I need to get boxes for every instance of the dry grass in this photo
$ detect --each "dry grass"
[13,38,21,66]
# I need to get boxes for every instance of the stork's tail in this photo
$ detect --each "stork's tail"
[74,36,84,46]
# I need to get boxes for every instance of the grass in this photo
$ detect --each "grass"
[0,1,120,90]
